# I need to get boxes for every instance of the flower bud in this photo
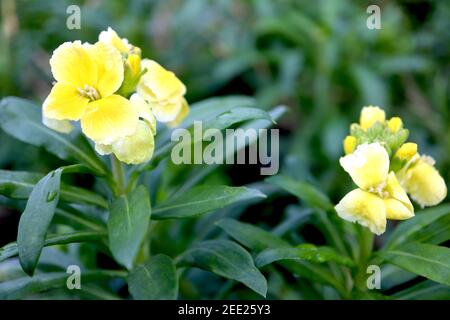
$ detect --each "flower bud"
[388,117,403,133]
[395,142,417,161]
[360,106,385,130]
[343,135,357,154]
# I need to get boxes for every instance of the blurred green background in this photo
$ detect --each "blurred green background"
[0,0,449,299]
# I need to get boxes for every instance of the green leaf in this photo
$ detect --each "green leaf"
[177,240,267,297]
[0,170,108,208]
[382,242,450,286]
[0,97,107,175]
[393,280,450,300]
[216,218,289,252]
[0,231,105,263]
[152,185,266,220]
[108,185,151,269]
[266,175,333,211]
[384,204,450,249]
[0,270,126,300]
[17,169,63,275]
[255,245,355,268]
[128,254,178,300]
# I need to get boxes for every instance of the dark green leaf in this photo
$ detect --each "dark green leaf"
[177,240,267,297]
[255,245,355,268]
[0,231,105,263]
[216,218,289,252]
[128,254,178,300]
[152,186,266,220]
[266,175,333,211]
[385,204,450,249]
[0,97,107,175]
[0,169,108,208]
[393,280,450,300]
[0,270,126,300]
[17,169,63,275]
[108,185,151,269]
[382,242,450,286]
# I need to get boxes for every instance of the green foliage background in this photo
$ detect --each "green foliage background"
[0,0,449,300]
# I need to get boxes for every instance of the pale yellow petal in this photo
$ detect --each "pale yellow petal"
[168,98,189,128]
[43,82,89,121]
[95,143,112,156]
[50,41,97,87]
[339,142,389,190]
[385,172,414,214]
[42,115,74,134]
[99,27,130,54]
[360,106,385,130]
[138,59,186,101]
[335,188,387,235]
[402,159,447,207]
[81,95,138,145]
[85,42,124,97]
[112,121,154,165]
[148,98,183,123]
[384,198,414,220]
[130,93,156,134]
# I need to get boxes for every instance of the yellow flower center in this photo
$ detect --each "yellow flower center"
[77,85,100,101]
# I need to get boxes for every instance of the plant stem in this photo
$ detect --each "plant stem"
[111,155,126,196]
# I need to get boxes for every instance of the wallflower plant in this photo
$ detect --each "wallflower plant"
[0,26,449,300]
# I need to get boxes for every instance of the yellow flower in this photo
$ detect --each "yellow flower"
[343,135,357,155]
[137,59,189,124]
[99,27,140,56]
[168,98,189,128]
[336,142,414,235]
[43,41,138,145]
[359,106,385,130]
[95,94,156,165]
[388,117,403,133]
[399,156,447,207]
[395,142,417,161]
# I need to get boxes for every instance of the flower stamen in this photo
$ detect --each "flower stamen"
[77,85,100,101]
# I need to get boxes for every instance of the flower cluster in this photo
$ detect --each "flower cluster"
[42,27,189,164]
[335,106,447,235]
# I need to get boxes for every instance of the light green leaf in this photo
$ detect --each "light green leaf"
[108,185,151,269]
[255,245,355,268]
[0,97,107,175]
[385,204,450,249]
[177,240,267,297]
[0,231,105,263]
[128,254,178,300]
[382,242,450,286]
[0,169,108,208]
[266,175,333,211]
[216,218,289,252]
[152,186,266,220]
[17,169,63,275]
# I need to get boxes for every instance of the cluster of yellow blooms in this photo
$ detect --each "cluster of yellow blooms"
[335,106,447,235]
[42,27,189,164]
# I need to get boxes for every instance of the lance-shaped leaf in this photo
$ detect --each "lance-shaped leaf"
[0,97,107,175]
[177,240,267,297]
[108,185,151,269]
[266,175,333,211]
[152,185,266,220]
[255,244,355,268]
[17,169,63,275]
[382,242,450,286]
[128,254,178,300]
[0,170,108,208]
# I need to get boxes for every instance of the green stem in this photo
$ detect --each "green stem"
[111,155,126,196]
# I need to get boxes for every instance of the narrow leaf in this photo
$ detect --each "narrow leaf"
[128,254,177,300]
[108,185,151,269]
[255,245,355,268]
[17,169,63,275]
[177,240,267,297]
[266,175,333,211]
[382,242,450,286]
[152,185,266,220]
